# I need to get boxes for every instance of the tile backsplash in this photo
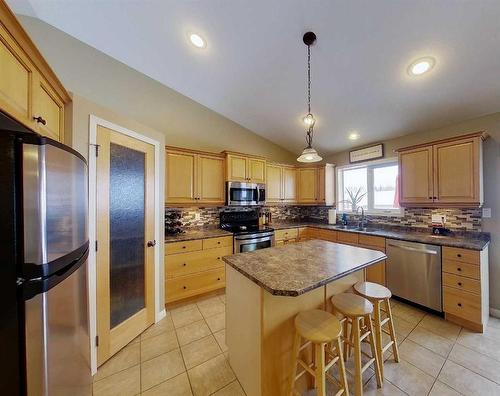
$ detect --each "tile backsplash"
[166,205,482,231]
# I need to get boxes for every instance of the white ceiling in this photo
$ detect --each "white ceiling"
[8,0,500,156]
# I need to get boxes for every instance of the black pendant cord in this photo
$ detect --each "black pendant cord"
[306,44,313,148]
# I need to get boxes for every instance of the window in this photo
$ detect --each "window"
[337,158,401,215]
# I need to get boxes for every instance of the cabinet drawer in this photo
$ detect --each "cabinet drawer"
[166,268,225,303]
[358,235,385,250]
[337,231,359,245]
[443,273,481,295]
[309,228,337,242]
[443,247,479,265]
[443,286,481,323]
[166,239,202,255]
[165,246,231,278]
[275,228,299,241]
[203,236,232,250]
[442,259,480,280]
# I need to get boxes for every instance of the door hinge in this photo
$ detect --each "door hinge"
[90,143,100,157]
[95,240,98,251]
[95,335,99,347]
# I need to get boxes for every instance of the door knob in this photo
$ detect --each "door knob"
[147,240,156,247]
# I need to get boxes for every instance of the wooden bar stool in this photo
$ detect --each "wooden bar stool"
[354,281,399,379]
[331,293,382,396]
[289,309,349,396]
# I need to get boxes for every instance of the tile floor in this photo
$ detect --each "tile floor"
[92,292,500,396]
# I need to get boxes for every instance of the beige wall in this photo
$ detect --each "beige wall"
[327,112,500,312]
[18,15,296,163]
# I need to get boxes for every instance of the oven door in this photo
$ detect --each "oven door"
[227,182,258,206]
[234,233,275,253]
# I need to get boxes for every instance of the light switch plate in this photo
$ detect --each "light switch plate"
[431,214,446,223]
[482,208,492,218]
[194,212,201,220]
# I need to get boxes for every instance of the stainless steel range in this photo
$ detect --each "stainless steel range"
[220,210,275,253]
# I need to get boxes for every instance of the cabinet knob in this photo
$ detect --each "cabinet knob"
[182,246,186,249]
[217,241,221,244]
[33,116,47,125]
[217,277,221,281]
[183,263,187,266]
[457,254,462,258]
[428,196,432,199]
[217,257,221,260]
[147,240,156,247]
[183,286,187,289]
[458,282,462,286]
[457,303,462,307]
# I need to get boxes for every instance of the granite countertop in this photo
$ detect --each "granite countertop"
[223,239,386,296]
[271,222,490,251]
[165,221,490,250]
[165,226,232,242]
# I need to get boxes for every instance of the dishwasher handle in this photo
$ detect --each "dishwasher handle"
[386,243,438,255]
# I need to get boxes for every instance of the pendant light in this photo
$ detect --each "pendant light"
[297,31,322,163]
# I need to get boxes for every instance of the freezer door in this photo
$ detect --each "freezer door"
[25,258,91,396]
[23,141,88,277]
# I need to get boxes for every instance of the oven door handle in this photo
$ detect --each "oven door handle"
[236,236,273,244]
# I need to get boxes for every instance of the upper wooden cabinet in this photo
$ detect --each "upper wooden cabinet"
[166,148,225,205]
[0,1,70,141]
[225,152,266,183]
[266,163,297,203]
[398,132,484,207]
[297,164,335,205]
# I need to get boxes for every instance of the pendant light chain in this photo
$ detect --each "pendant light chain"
[307,44,311,114]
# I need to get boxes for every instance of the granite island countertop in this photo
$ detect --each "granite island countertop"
[223,239,386,296]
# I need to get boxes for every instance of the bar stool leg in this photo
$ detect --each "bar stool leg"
[334,337,349,396]
[315,343,326,396]
[288,332,301,396]
[352,317,363,396]
[342,318,349,361]
[385,299,400,362]
[366,314,383,388]
[372,300,384,378]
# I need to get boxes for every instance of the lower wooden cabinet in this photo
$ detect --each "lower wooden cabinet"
[442,246,489,332]
[358,234,386,286]
[165,236,232,303]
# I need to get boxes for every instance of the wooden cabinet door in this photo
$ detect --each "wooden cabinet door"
[317,166,325,203]
[399,146,434,204]
[197,154,225,204]
[433,137,480,204]
[266,164,282,202]
[33,74,64,141]
[248,157,266,183]
[166,151,196,203]
[298,168,318,203]
[227,154,248,182]
[0,23,35,129]
[283,167,297,202]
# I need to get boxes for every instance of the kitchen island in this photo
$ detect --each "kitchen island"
[223,240,386,396]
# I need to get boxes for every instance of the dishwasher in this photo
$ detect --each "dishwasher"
[386,239,442,311]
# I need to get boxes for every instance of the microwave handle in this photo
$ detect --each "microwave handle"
[256,186,260,203]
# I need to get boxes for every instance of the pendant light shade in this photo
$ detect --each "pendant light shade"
[297,31,322,163]
[297,147,322,163]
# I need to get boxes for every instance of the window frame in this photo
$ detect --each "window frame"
[336,157,403,217]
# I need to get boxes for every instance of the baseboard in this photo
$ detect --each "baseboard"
[490,307,500,319]
[156,308,167,322]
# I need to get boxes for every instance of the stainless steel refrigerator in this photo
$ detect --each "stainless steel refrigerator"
[0,112,91,395]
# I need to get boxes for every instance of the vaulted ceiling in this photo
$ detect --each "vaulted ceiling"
[8,0,500,156]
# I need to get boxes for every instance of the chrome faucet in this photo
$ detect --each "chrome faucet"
[356,206,367,229]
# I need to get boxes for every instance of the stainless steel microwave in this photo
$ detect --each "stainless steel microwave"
[226,181,266,206]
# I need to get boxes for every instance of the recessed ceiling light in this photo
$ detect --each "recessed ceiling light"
[189,33,206,49]
[408,57,435,76]
[348,132,360,140]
